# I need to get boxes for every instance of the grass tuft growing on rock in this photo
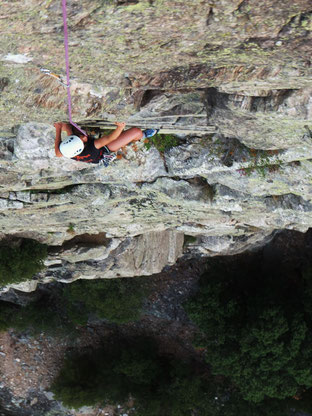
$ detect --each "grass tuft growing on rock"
[144,133,179,153]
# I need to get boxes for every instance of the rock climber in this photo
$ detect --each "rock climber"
[54,122,158,164]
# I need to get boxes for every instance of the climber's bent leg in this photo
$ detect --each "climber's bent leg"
[107,127,143,152]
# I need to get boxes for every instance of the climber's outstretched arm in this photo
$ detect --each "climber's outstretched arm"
[54,122,74,157]
[94,122,126,149]
[54,122,63,157]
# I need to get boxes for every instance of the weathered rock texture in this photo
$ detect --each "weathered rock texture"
[0,0,311,292]
[1,89,312,292]
[0,0,311,127]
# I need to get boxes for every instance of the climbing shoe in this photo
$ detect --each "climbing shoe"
[143,129,159,139]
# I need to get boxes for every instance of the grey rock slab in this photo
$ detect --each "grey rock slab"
[7,123,167,193]
[13,123,56,160]
[206,88,312,149]
[3,54,33,63]
[2,114,312,293]
[43,230,185,284]
[55,238,121,264]
[142,177,209,203]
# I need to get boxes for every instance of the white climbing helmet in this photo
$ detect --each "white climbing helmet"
[59,135,84,158]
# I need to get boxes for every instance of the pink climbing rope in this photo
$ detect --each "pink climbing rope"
[61,0,86,136]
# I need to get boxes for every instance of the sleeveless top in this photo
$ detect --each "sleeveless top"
[72,138,106,164]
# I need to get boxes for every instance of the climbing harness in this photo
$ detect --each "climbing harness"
[61,0,86,137]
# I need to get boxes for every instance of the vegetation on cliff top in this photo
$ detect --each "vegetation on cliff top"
[51,335,218,415]
[63,277,147,325]
[2,233,312,414]
[184,257,312,404]
[49,239,312,415]
[0,239,47,287]
[51,333,312,416]
[0,277,148,334]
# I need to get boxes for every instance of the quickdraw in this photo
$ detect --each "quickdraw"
[40,68,69,87]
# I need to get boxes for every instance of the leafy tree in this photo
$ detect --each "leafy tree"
[51,336,215,414]
[9,295,74,335]
[0,292,76,335]
[52,332,311,416]
[52,337,161,408]
[0,239,47,286]
[184,258,312,403]
[0,277,147,335]
[62,277,147,325]
[0,301,19,331]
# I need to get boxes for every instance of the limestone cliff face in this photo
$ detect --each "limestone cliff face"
[0,0,311,292]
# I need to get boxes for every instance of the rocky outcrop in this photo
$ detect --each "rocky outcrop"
[1,88,312,291]
[0,0,311,292]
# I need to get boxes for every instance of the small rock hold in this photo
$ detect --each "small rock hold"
[275,41,282,46]
[30,397,38,406]
[44,391,55,400]
[3,54,33,64]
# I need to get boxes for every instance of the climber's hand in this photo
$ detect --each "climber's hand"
[115,122,126,130]
[54,122,62,130]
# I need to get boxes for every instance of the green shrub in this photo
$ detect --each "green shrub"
[62,277,147,325]
[0,239,47,286]
[184,258,312,403]
[0,301,19,332]
[0,276,147,335]
[51,336,214,414]
[0,292,76,336]
[144,134,179,153]
[9,297,73,335]
[52,333,310,415]
[66,223,75,234]
[183,235,197,247]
